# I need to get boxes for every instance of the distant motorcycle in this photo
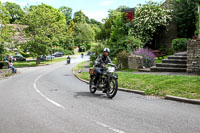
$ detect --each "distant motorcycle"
[89,63,118,99]
[81,53,84,58]
[66,57,70,64]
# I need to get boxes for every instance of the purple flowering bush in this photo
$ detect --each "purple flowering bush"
[133,48,156,68]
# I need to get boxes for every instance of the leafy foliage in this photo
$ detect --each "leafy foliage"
[73,10,86,24]
[108,10,143,57]
[133,48,156,68]
[116,50,130,69]
[74,23,95,50]
[130,1,172,44]
[21,4,67,64]
[172,0,198,38]
[172,38,189,52]
[96,10,119,41]
[90,42,105,66]
[4,2,24,24]
[0,1,13,60]
[59,6,72,25]
[0,61,9,69]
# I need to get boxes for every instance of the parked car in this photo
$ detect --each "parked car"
[13,55,26,61]
[41,55,55,61]
[52,52,64,57]
[87,51,94,56]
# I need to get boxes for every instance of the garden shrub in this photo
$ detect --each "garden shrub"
[133,48,156,68]
[90,42,105,66]
[172,38,189,52]
[64,50,74,55]
[0,61,9,69]
[167,48,174,55]
[116,50,130,69]
[53,46,64,53]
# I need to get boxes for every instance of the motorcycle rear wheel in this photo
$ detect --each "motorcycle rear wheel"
[89,77,97,94]
[106,79,118,99]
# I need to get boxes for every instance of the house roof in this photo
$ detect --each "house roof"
[8,24,28,44]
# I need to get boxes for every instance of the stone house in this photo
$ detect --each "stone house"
[8,24,28,45]
[147,0,177,53]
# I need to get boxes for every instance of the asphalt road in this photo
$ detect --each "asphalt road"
[0,56,200,133]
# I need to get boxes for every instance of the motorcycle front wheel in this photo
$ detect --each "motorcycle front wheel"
[89,76,97,94]
[106,79,118,99]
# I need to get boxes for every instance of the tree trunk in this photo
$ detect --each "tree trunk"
[36,57,41,64]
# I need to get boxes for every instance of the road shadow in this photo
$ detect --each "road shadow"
[73,91,110,100]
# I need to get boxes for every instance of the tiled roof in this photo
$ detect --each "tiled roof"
[8,24,28,44]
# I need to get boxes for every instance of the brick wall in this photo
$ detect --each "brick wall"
[187,40,200,74]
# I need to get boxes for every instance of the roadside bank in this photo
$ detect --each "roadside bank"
[73,61,200,105]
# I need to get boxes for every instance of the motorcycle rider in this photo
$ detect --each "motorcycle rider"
[66,56,71,64]
[93,48,112,90]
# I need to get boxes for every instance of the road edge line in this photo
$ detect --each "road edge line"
[33,69,66,109]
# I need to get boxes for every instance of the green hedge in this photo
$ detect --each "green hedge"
[172,38,189,52]
[0,61,9,69]
[64,50,74,55]
[116,50,130,69]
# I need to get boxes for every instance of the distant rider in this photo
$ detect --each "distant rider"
[67,56,71,64]
[81,53,84,58]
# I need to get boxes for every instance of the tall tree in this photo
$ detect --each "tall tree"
[89,19,102,26]
[108,10,143,56]
[74,23,95,50]
[0,1,12,60]
[96,9,122,40]
[131,1,172,44]
[59,6,72,25]
[173,0,198,38]
[4,2,24,24]
[21,4,67,64]
[73,10,86,23]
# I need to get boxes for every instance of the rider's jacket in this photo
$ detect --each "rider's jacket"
[94,54,112,68]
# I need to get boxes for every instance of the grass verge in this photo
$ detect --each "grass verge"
[0,69,13,78]
[74,62,200,100]
[5,71,12,77]
[13,57,68,68]
[73,61,89,71]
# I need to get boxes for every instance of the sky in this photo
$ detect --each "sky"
[1,0,165,22]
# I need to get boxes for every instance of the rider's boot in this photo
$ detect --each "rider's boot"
[102,89,107,93]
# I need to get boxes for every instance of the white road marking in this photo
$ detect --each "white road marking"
[33,60,126,132]
[33,73,65,109]
[92,120,126,133]
[32,57,89,110]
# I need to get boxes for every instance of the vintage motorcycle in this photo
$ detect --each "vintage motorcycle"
[89,63,118,99]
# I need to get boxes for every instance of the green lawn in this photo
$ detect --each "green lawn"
[75,62,200,100]
[13,57,67,68]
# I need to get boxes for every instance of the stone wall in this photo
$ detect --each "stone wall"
[187,40,200,74]
[128,55,143,69]
[155,22,177,51]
